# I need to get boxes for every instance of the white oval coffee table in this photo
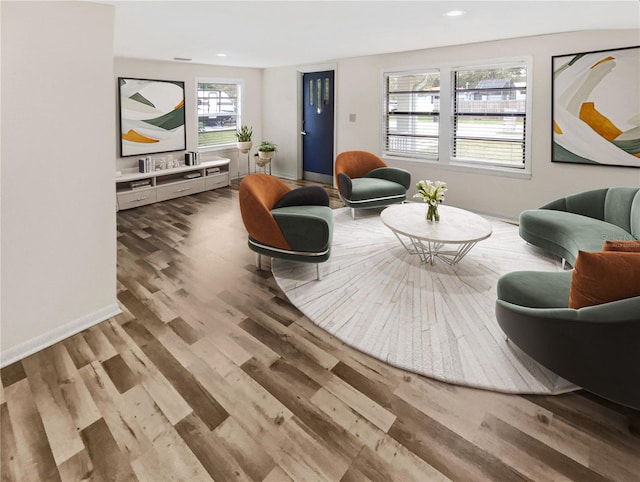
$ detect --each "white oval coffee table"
[381,203,493,265]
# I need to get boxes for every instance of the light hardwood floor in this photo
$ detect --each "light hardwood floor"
[1,183,639,481]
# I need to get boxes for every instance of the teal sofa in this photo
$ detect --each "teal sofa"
[519,187,640,266]
[496,187,640,410]
[496,270,640,410]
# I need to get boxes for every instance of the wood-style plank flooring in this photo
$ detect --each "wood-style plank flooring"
[2,181,639,481]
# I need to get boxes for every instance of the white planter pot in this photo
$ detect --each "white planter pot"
[258,150,274,161]
[237,141,252,154]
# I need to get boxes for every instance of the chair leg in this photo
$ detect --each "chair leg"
[351,208,355,220]
[256,253,262,271]
[316,263,322,281]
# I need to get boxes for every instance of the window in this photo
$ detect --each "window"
[452,64,527,168]
[382,58,531,176]
[197,80,240,148]
[383,70,440,159]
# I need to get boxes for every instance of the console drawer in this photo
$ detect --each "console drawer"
[156,179,206,202]
[117,189,157,210]
[205,173,229,190]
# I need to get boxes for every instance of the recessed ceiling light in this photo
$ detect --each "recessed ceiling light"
[173,57,192,62]
[444,10,467,17]
[217,53,227,57]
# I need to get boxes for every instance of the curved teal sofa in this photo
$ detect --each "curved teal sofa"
[496,270,640,410]
[496,187,640,410]
[519,187,640,266]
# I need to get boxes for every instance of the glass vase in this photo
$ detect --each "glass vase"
[426,204,440,222]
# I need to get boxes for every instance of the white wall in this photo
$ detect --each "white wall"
[262,67,300,179]
[264,29,640,220]
[1,1,119,365]
[114,58,263,178]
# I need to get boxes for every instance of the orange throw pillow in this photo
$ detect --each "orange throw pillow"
[602,240,640,252]
[569,250,640,309]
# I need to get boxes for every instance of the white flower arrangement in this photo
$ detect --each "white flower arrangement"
[414,180,447,221]
[414,180,447,204]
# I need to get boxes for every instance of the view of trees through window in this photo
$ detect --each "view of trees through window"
[197,81,240,148]
[452,67,527,166]
[383,62,529,170]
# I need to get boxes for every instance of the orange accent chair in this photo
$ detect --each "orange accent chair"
[335,151,411,218]
[239,174,333,280]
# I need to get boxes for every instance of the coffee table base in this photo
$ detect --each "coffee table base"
[391,232,478,265]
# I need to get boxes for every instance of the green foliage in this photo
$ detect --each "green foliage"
[455,68,526,89]
[387,72,440,92]
[235,125,253,142]
[258,140,277,152]
[199,130,236,146]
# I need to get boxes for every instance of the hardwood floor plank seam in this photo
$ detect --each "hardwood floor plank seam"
[1,185,638,482]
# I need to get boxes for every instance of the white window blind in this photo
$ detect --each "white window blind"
[197,81,240,148]
[384,70,440,159]
[451,65,527,167]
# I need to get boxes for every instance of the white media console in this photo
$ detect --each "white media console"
[115,157,230,210]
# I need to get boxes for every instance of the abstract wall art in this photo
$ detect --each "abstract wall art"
[118,77,186,157]
[552,46,640,168]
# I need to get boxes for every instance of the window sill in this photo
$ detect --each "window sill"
[198,145,237,153]
[383,155,532,180]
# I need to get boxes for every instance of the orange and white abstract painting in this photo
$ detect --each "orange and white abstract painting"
[118,77,186,157]
[552,46,639,168]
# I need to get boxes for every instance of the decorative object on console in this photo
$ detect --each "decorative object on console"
[551,46,640,168]
[414,179,447,222]
[130,179,151,190]
[118,77,186,157]
[185,151,200,166]
[138,157,155,173]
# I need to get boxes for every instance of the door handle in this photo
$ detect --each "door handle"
[300,131,307,136]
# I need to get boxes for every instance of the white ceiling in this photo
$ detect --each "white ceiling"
[106,1,640,68]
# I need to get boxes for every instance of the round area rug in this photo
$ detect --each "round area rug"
[273,207,578,395]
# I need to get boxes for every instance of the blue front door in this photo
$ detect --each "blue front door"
[302,71,334,184]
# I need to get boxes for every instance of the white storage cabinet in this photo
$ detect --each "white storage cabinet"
[115,158,230,210]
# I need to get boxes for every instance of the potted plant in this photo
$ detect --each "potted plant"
[235,125,253,153]
[257,140,277,161]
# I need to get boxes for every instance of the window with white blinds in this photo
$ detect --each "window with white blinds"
[383,70,440,159]
[451,65,527,167]
[197,81,240,148]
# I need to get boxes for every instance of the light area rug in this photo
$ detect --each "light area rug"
[272,207,578,395]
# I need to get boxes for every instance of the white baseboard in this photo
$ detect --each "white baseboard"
[0,302,122,368]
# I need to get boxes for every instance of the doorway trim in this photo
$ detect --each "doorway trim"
[297,63,338,185]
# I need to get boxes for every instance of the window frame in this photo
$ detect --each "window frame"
[382,68,441,161]
[196,78,243,151]
[450,60,529,170]
[381,57,532,178]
